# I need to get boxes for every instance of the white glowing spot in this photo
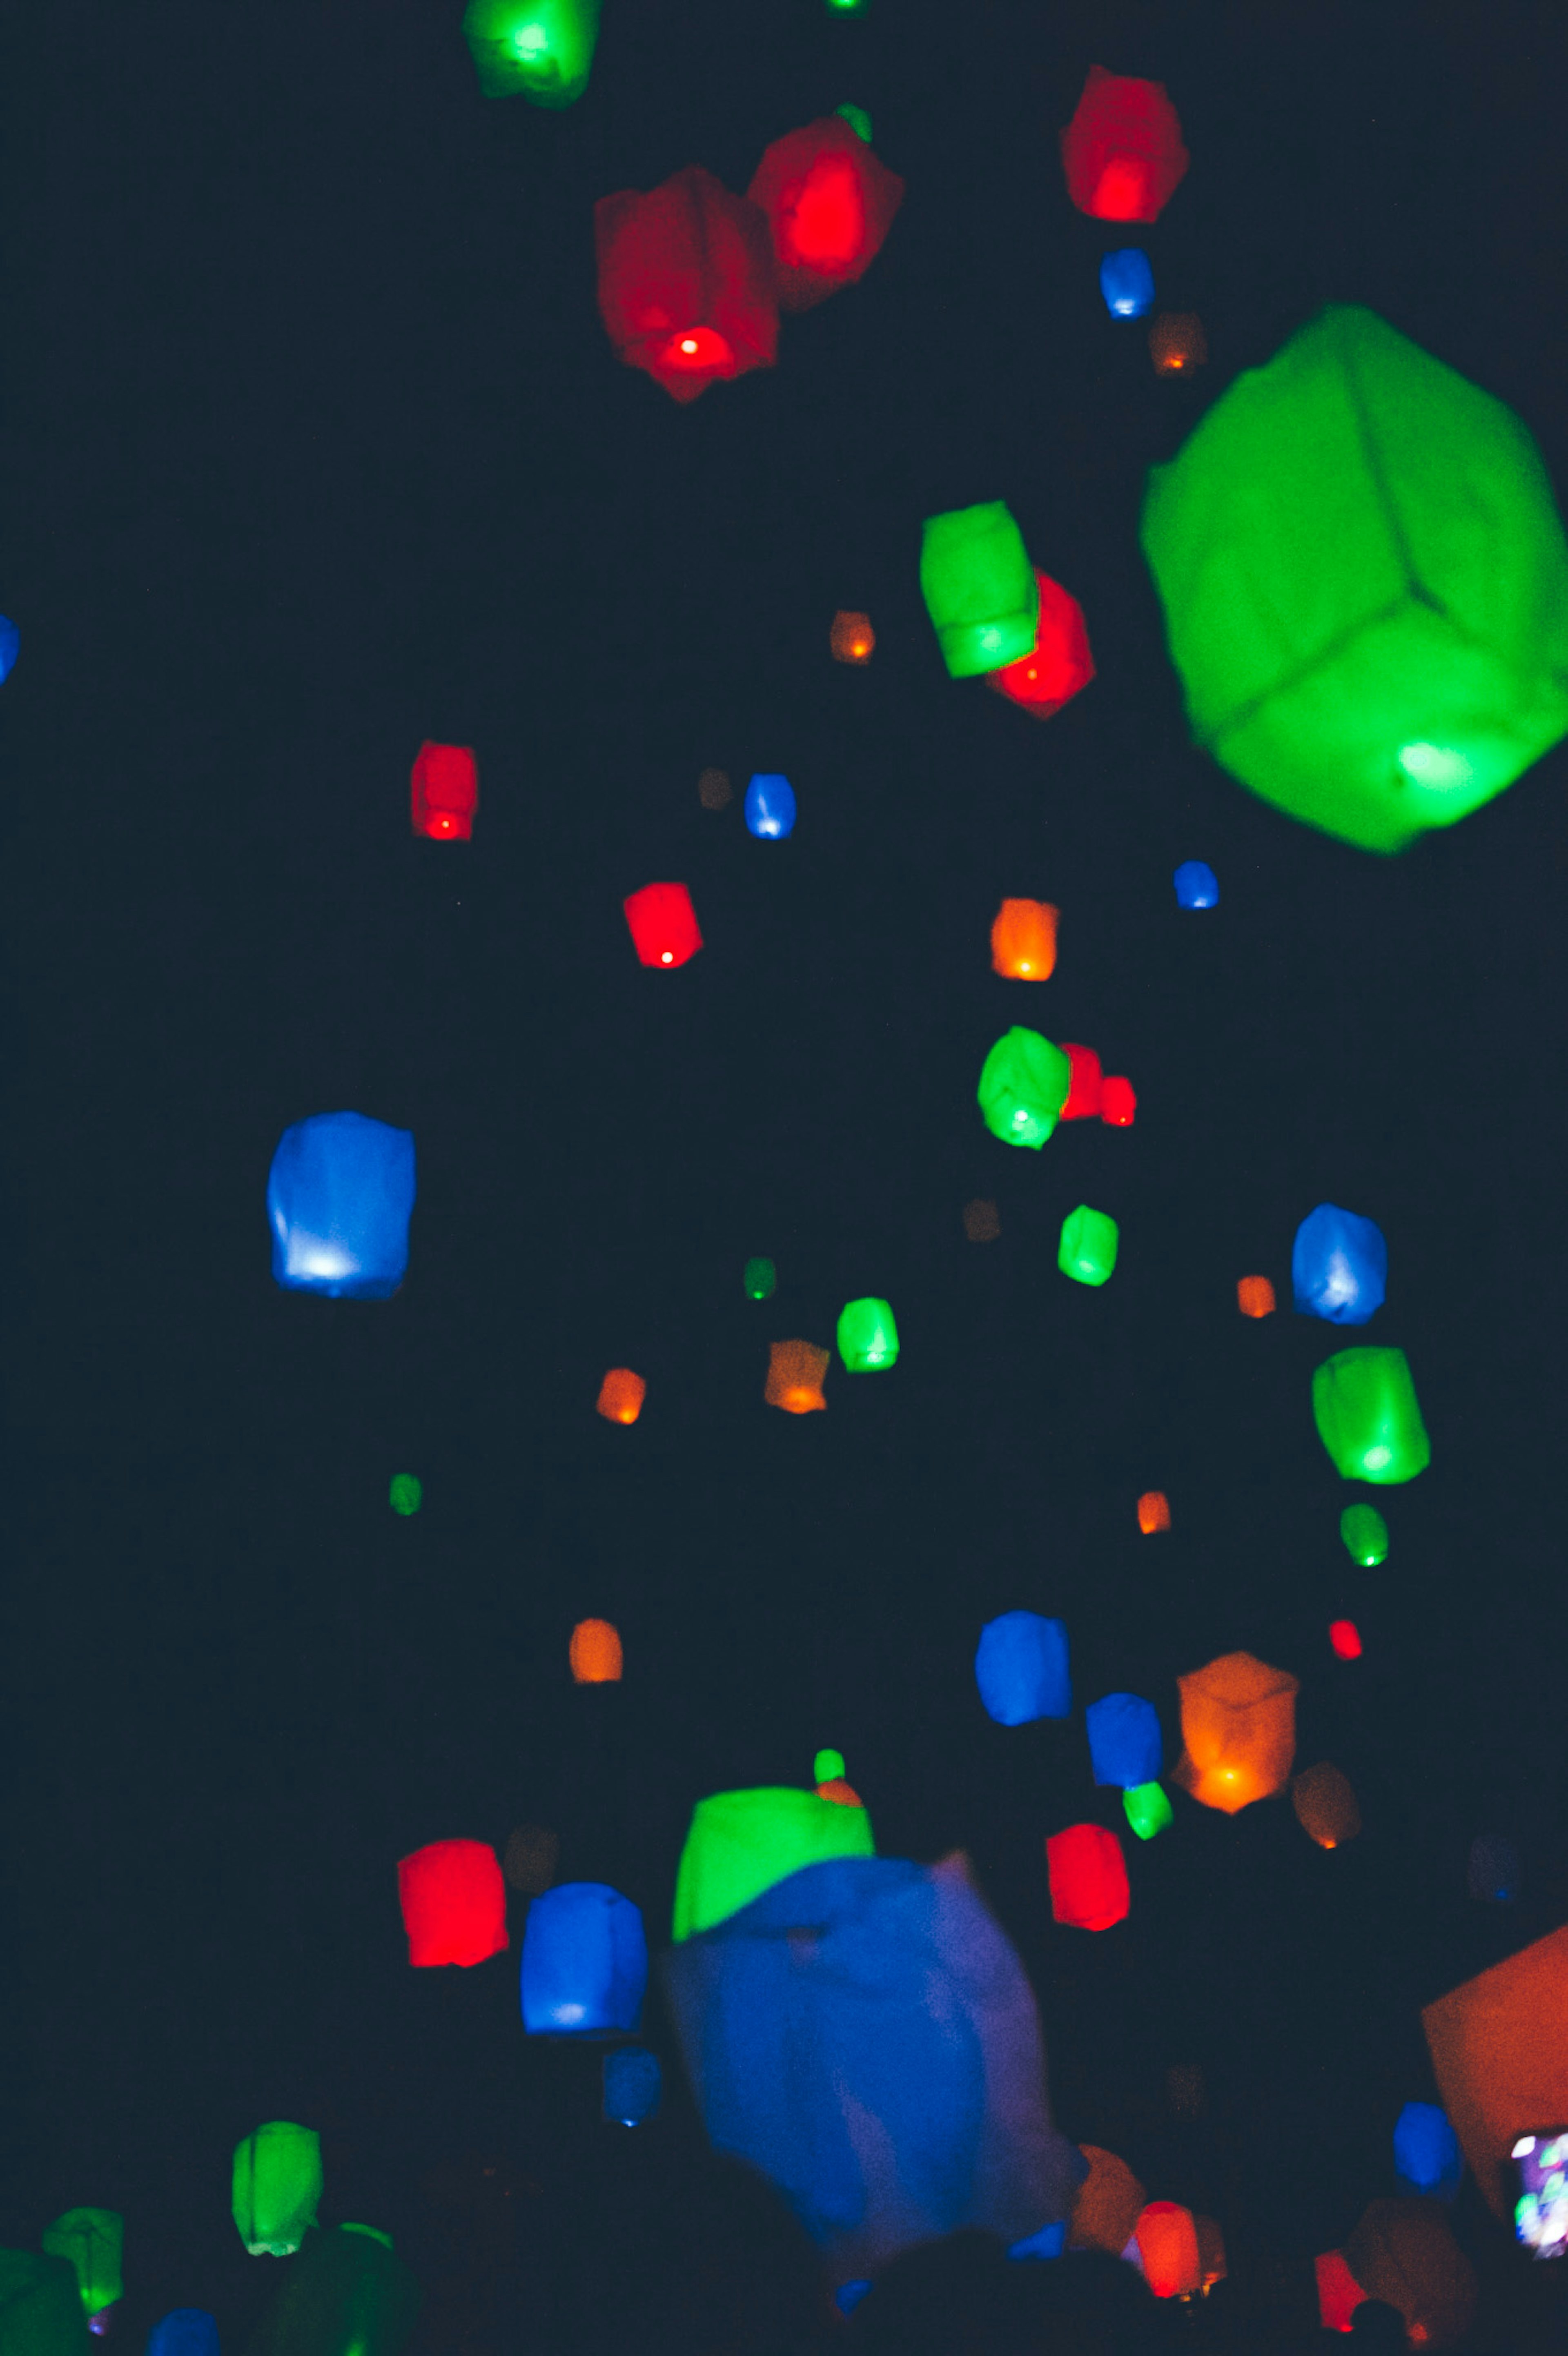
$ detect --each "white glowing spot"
[1398,742,1472,790]
[1363,1444,1392,1471]
[514,23,548,54]
[553,2002,587,2025]
[1013,1109,1028,1126]
[661,950,673,964]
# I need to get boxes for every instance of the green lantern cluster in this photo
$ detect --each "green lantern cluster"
[461,0,601,105]
[232,2122,323,2258]
[920,502,1039,678]
[672,1787,875,1942]
[837,1296,899,1370]
[1140,306,1568,853]
[977,1027,1070,1148]
[39,2216,120,2320]
[1058,1205,1119,1287]
[1313,1347,1431,1485]
[388,1474,422,1517]
[1340,1502,1390,1566]
[1124,1783,1172,1840]
[743,1256,777,1301]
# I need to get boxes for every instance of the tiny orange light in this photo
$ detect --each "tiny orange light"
[1237,1275,1276,1318]
[830,610,876,665]
[595,1368,646,1426]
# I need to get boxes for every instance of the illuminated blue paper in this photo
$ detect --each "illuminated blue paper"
[744,773,797,839]
[521,1882,648,2035]
[1292,1202,1388,1325]
[1099,249,1154,319]
[975,1612,1071,1726]
[147,2316,219,2356]
[1393,2103,1461,2201]
[602,2046,662,2126]
[267,1113,415,1300]
[0,617,19,684]
[1085,1693,1162,1790]
[1173,859,1219,909]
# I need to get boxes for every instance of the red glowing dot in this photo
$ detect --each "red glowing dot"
[1329,1619,1363,1661]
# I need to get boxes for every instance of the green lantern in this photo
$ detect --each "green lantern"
[1058,1205,1119,1287]
[836,1296,899,1371]
[743,1256,777,1301]
[245,2226,418,2356]
[232,2122,323,2258]
[672,1787,875,1942]
[1140,306,1568,853]
[0,2253,90,2356]
[38,2218,119,2321]
[388,1474,422,1516]
[813,1748,845,1784]
[977,1027,1070,1148]
[1340,1502,1390,1566]
[1313,1347,1431,1485]
[920,502,1039,678]
[835,102,873,143]
[1123,1782,1172,1841]
[461,0,601,105]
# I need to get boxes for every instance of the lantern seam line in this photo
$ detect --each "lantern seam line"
[1199,592,1412,749]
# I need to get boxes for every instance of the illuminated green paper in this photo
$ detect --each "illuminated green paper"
[977,1027,1070,1148]
[920,503,1039,678]
[1123,1783,1173,1840]
[1313,1347,1430,1485]
[1340,1502,1389,1566]
[461,0,601,105]
[38,2217,120,2319]
[388,1474,421,1516]
[0,2254,90,2356]
[1058,1205,1119,1287]
[836,1297,899,1371]
[232,2123,323,2257]
[672,1787,874,1942]
[743,1256,777,1301]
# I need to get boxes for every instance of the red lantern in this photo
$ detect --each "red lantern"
[1100,1076,1137,1127]
[1329,1619,1363,1661]
[1058,1044,1104,1120]
[411,742,478,841]
[1060,67,1189,225]
[594,165,778,404]
[1134,2202,1201,2299]
[623,882,703,968]
[985,571,1095,719]
[396,1839,508,1968]
[1314,2248,1365,2334]
[746,116,904,312]
[1046,1824,1129,1931]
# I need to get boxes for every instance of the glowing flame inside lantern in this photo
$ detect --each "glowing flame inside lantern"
[781,157,866,270]
[662,327,734,373]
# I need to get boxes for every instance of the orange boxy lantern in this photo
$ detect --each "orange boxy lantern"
[1060,67,1189,224]
[1137,1491,1171,1534]
[1292,1762,1362,1849]
[595,1368,646,1425]
[1069,2146,1147,2256]
[1173,1651,1298,1813]
[411,742,478,840]
[830,610,875,664]
[1422,1925,1568,2217]
[1046,1824,1129,1931]
[985,572,1095,719]
[624,881,703,967]
[1237,1275,1276,1318]
[569,1619,623,1684]
[594,165,778,403]
[1134,2203,1201,2299]
[990,897,1058,979]
[765,1339,830,1414]
[1149,312,1207,374]
[746,116,904,310]
[1058,1044,1103,1119]
[396,1840,508,1968]
[1344,2200,1478,2350]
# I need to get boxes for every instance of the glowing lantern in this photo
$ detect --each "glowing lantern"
[461,0,600,104]
[1237,1276,1275,1318]
[765,1338,829,1413]
[409,741,477,842]
[1423,1926,1568,2216]
[1173,1650,1298,1814]
[39,2219,119,2323]
[1195,2217,1227,2292]
[1124,1782,1172,1840]
[1467,1833,1519,1903]
[521,1883,647,2034]
[1149,313,1207,374]
[1059,1205,1118,1286]
[267,1112,415,1300]
[1341,1503,1389,1565]
[1057,1044,1103,1119]
[622,881,702,967]
[986,572,1096,719]
[831,611,875,663]
[743,1255,777,1299]
[747,116,904,309]
[1100,247,1154,318]
[1173,859,1218,907]
[1328,1619,1363,1661]
[1292,1762,1362,1849]
[697,766,732,808]
[1086,1693,1161,1789]
[1136,1490,1170,1534]
[1293,1203,1388,1325]
[595,1367,646,1424]
[594,166,777,404]
[1344,2200,1477,2351]
[1069,2147,1147,2255]
[989,897,1059,979]
[388,1474,422,1516]
[835,103,872,142]
[1061,67,1189,223]
[502,1823,559,1893]
[1394,2104,1462,2201]
[1046,1825,1129,1931]
[977,1026,1070,1147]
[975,1611,1071,1726]
[147,2314,218,2356]
[835,1296,898,1371]
[232,2123,323,2256]
[243,2223,418,2356]
[0,2257,91,2355]
[744,773,796,838]
[920,503,1039,678]
[813,1748,845,1783]
[816,1777,863,1807]
[1099,1076,1136,1126]
[1313,1347,1430,1483]
[1315,2247,1365,2333]
[962,1198,1001,1241]
[397,1840,508,1968]
[569,1618,623,1683]
[1133,2203,1200,2299]
[672,1786,875,1940]
[603,2046,661,2126]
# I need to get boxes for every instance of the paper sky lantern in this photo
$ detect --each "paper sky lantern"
[1344,2201,1477,2351]
[244,2225,418,2356]
[1141,307,1568,853]
[461,0,599,103]
[1134,2204,1201,2299]
[1136,1490,1170,1534]
[743,1254,777,1299]
[1195,2217,1227,2292]
[1059,1205,1119,1286]
[1061,68,1189,223]
[990,897,1058,980]
[921,503,1038,678]
[623,880,702,966]
[1292,1762,1362,1849]
[1313,1347,1430,1483]
[409,741,477,841]
[813,1748,845,1784]
[1149,312,1206,374]
[816,1777,863,1807]
[0,2256,90,2356]
[1069,2147,1147,2256]
[1341,1503,1389,1565]
[697,765,732,808]
[1467,1832,1520,1904]
[502,1823,559,1893]
[0,617,20,684]
[1047,1825,1129,1931]
[1173,859,1218,908]
[746,116,904,310]
[388,1473,421,1516]
[1100,247,1154,318]
[765,1338,829,1413]
[744,772,796,838]
[986,572,1096,720]
[975,1610,1070,1725]
[397,1839,508,1967]
[962,1197,1001,1241]
[1173,1651,1298,1814]
[1315,2247,1365,2334]
[595,1367,646,1424]
[521,1883,647,2034]
[1099,1076,1136,1127]
[1328,1619,1363,1661]
[603,2046,662,2126]
[672,1787,874,1941]
[39,2219,119,2322]
[1237,1275,1275,1318]
[569,1618,622,1683]
[835,1296,898,1371]
[1394,2104,1462,2202]
[1057,1045,1102,1120]
[594,166,777,403]
[835,102,871,140]
[267,1112,415,1299]
[830,611,875,663]
[1424,1926,1568,2216]
[1124,1782,1172,1840]
[232,2123,323,2256]
[1293,1203,1388,1326]
[1087,1693,1161,1789]
[146,2313,218,2356]
[978,1026,1070,1147]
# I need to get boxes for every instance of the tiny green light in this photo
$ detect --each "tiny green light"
[1124,1783,1173,1840]
[744,1255,777,1301]
[814,1748,845,1784]
[389,1474,423,1516]
[1340,1502,1389,1566]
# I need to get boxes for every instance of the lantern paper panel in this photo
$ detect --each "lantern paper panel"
[1423,1925,1568,2217]
[1047,1825,1129,1931]
[396,1839,508,1968]
[1313,1347,1430,1483]
[1173,1651,1298,1814]
[977,1027,1070,1147]
[1341,1503,1390,1565]
[975,1611,1071,1726]
[595,166,778,403]
[1061,67,1189,223]
[830,611,875,663]
[1100,247,1154,318]
[244,2225,419,2356]
[990,897,1058,980]
[503,1823,559,1893]
[1086,1693,1162,1789]
[835,1296,898,1371]
[267,1113,416,1300]
[38,2219,120,2321]
[1058,1045,1103,1119]
[1099,1076,1137,1127]
[1291,1762,1362,1849]
[985,572,1096,719]
[409,741,477,841]
[603,2046,662,2127]
[1315,2247,1366,2334]
[0,2256,91,2356]
[1134,2203,1201,2298]
[1124,1782,1172,1840]
[1344,2200,1477,2352]
[1328,1620,1363,1661]
[746,116,904,310]
[623,881,703,967]
[146,2314,218,2356]
[765,1338,830,1413]
[595,1367,646,1424]
[1173,859,1219,908]
[232,2123,323,2257]
[672,1786,875,1942]
[1394,2104,1462,2201]
[1069,2147,1147,2255]
[1059,1205,1119,1287]
[520,1883,648,2034]
[461,0,600,105]
[920,503,1038,679]
[1293,1203,1388,1325]
[1236,1275,1275,1318]
[569,1619,623,1683]
[743,773,796,838]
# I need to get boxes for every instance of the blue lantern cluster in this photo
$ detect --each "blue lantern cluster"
[267,1111,416,1300]
[974,1611,1071,1726]
[1173,859,1219,909]
[1292,1202,1388,1325]
[744,773,797,839]
[521,1882,648,2034]
[1085,1693,1162,1789]
[1099,248,1155,319]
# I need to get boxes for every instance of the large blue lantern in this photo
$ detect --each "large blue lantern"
[1291,1202,1387,1325]
[1085,1693,1162,1789]
[974,1612,1071,1726]
[267,1112,415,1299]
[146,2317,219,2356]
[520,1882,648,2034]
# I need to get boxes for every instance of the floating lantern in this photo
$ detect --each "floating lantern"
[743,1255,777,1299]
[920,503,1039,678]
[1124,1782,1172,1840]
[765,1339,830,1414]
[747,116,904,309]
[267,1112,416,1300]
[1394,2104,1462,2202]
[1467,1833,1520,1904]
[1149,313,1206,374]
[461,0,600,104]
[1328,1620,1363,1661]
[1344,2201,1477,2351]
[1134,2203,1200,2298]
[232,2124,323,2256]
[622,881,702,967]
[521,1883,647,2034]
[1100,248,1154,318]
[975,1611,1071,1725]
[1195,2217,1227,2292]
[410,742,477,841]
[1292,1203,1388,1325]
[1086,1693,1162,1789]
[672,1787,875,1941]
[1423,1926,1568,2217]
[1237,1276,1275,1318]
[1341,1503,1390,1565]
[1136,1490,1170,1534]
[594,166,777,403]
[1292,1762,1362,1849]
[1173,859,1218,908]
[835,102,871,142]
[813,1748,845,1783]
[985,572,1096,719]
[244,2223,418,2356]
[977,1026,1070,1147]
[1047,1825,1129,1931]
[396,1840,508,1968]
[1069,2147,1147,2256]
[1059,1205,1119,1286]
[0,616,19,683]
[603,2046,662,2127]
[744,773,796,838]
[388,1474,422,1516]
[569,1618,623,1683]
[697,766,732,808]
[595,1367,646,1424]
[989,897,1059,980]
[1173,1650,1298,1814]
[1057,1044,1103,1120]
[816,1777,863,1807]
[0,2258,91,2356]
[835,1296,898,1371]
[147,2313,218,2356]
[1315,2248,1365,2334]
[503,1823,559,1893]
[831,610,875,663]
[1061,67,1189,223]
[40,2217,120,2323]
[1099,1076,1136,1127]
[1313,1347,1430,1483]
[962,1198,1001,1241]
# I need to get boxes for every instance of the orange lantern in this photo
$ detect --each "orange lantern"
[830,611,875,664]
[1069,2146,1147,2256]
[1421,1924,1568,2217]
[1134,2202,1201,2299]
[1343,2200,1477,2350]
[1150,312,1207,374]
[595,1368,646,1425]
[962,1198,1000,1243]
[1291,1762,1362,1849]
[989,897,1058,980]
[815,1777,864,1808]
[765,1339,829,1414]
[1172,1651,1298,1814]
[1237,1275,1276,1318]
[569,1619,623,1684]
[1137,1491,1171,1534]
[1194,2216,1227,2293]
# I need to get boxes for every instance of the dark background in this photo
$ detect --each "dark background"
[4,1,1568,2348]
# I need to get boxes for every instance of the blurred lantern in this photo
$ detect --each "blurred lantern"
[835,1296,898,1371]
[1194,2217,1227,2292]
[243,2225,418,2356]
[594,166,777,403]
[1100,247,1155,318]
[0,616,19,683]
[0,2257,91,2356]
[1058,1045,1104,1119]
[1394,2104,1462,2202]
[977,1027,1070,1147]
[697,766,732,808]
[623,881,702,967]
[232,2124,323,2257]
[920,503,1039,678]
[388,1474,422,1516]
[831,610,875,663]
[503,1823,559,1894]
[1316,2249,1366,2334]
[521,1883,648,2033]
[962,1198,1001,1242]
[816,1777,863,1807]
[1086,1693,1162,1789]
[1134,2203,1200,2298]
[1328,1620,1363,1661]
[1100,1076,1137,1127]
[1313,1347,1430,1483]
[1124,1782,1172,1840]
[1292,1762,1362,1849]
[1423,1926,1568,2216]
[146,2315,217,2356]
[985,573,1096,719]
[990,897,1059,980]
[744,773,796,838]
[603,2046,662,2126]
[569,1619,623,1683]
[1007,2222,1067,2261]
[744,1255,777,1299]
[1467,1833,1520,1904]
[747,116,904,310]
[461,0,600,104]
[974,1611,1071,1725]
[1047,1825,1129,1931]
[1061,67,1189,222]
[1293,1203,1388,1325]
[267,1112,416,1300]
[1344,2200,1477,2351]
[765,1339,830,1413]
[1059,1206,1119,1286]
[1149,314,1207,374]
[39,2219,120,2323]
[410,742,478,841]
[1341,1503,1390,1565]
[835,102,872,142]
[1237,1275,1275,1318]
[672,1787,875,1940]
[1069,2147,1148,2255]
[813,1748,845,1784]
[1140,306,1568,853]
[1166,2064,1205,2118]
[1173,859,1218,907]
[1173,1651,1298,1814]
[595,1367,646,1425]
[1136,1491,1170,1534]
[397,1840,508,1968]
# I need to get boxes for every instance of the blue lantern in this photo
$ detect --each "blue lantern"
[0,616,19,684]
[267,1112,416,1299]
[1099,248,1154,319]
[1008,2221,1067,2262]
[1173,859,1219,909]
[1466,1832,1520,1904]
[147,2315,220,2356]
[521,1882,648,2034]
[1292,1202,1388,1325]
[1085,1693,1162,1790]
[974,1612,1071,1726]
[744,773,797,839]
[602,2045,662,2126]
[1392,2103,1461,2201]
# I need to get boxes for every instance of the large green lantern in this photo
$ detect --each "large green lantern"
[672,1788,874,1942]
[1313,1347,1431,1485]
[38,2218,120,2321]
[919,502,1038,677]
[977,1027,1070,1148]
[1140,306,1568,852]
[232,2123,323,2257]
[0,2254,90,2356]
[836,1296,899,1371]
[461,0,601,105]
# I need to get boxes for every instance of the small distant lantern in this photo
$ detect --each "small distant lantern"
[502,1823,559,1894]
[232,2123,323,2257]
[765,1339,830,1413]
[1328,1619,1363,1661]
[744,773,797,838]
[1237,1276,1276,1318]
[831,610,875,664]
[1313,1347,1430,1483]
[672,1786,875,1941]
[1466,1833,1520,1904]
[1149,313,1207,374]
[1047,1824,1129,1932]
[1173,1650,1298,1814]
[461,0,601,105]
[1341,1503,1390,1565]
[835,1296,899,1371]
[1100,247,1154,318]
[920,502,1039,678]
[990,897,1059,980]
[520,1883,648,2035]
[985,572,1096,719]
[594,166,778,403]
[813,1748,845,1784]
[1394,2104,1462,2202]
[147,2313,218,2356]
[974,1610,1071,1726]
[1057,1044,1104,1119]
[1099,1076,1137,1126]
[977,1026,1071,1147]
[396,1840,508,1967]
[747,116,904,309]
[1123,1782,1172,1840]
[835,102,872,142]
[569,1618,623,1683]
[1173,859,1218,907]
[1315,2247,1366,2334]
[743,1255,777,1299]
[697,766,733,808]
[1070,2148,1147,2257]
[388,1473,422,1516]
[1133,2203,1200,2299]
[623,881,703,967]
[603,2046,662,2126]
[40,2214,122,2322]
[1292,1203,1388,1325]
[1059,1205,1119,1286]
[1136,1490,1170,1534]
[0,615,19,683]
[1166,2064,1205,2118]
[410,741,478,840]
[1292,1762,1362,1849]
[816,1775,864,1807]
[1086,1693,1162,1789]
[267,1111,416,1300]
[596,1368,646,1424]
[1194,2217,1227,2293]
[1060,67,1189,223]
[962,1197,1001,1241]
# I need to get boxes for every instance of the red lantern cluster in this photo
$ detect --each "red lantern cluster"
[985,572,1096,720]
[1056,1045,1137,1128]
[411,742,478,841]
[1046,1823,1130,1931]
[1060,66,1189,225]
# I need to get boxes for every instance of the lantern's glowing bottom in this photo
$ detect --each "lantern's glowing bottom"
[1398,742,1472,790]
[663,328,734,373]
